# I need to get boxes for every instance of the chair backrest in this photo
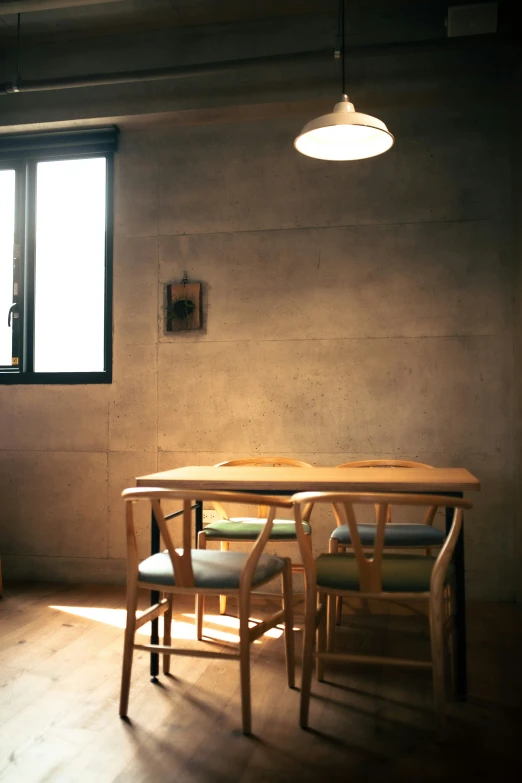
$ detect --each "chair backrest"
[214,457,313,468]
[122,488,293,590]
[213,457,313,520]
[292,491,472,594]
[337,459,434,469]
[336,459,437,526]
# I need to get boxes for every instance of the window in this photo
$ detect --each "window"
[0,127,117,384]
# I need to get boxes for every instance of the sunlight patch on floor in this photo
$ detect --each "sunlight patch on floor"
[183,612,285,639]
[48,605,289,643]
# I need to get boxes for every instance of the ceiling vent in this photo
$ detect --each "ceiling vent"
[446,2,498,37]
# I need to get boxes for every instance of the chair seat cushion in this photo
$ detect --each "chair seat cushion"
[316,552,454,593]
[203,518,311,541]
[138,549,286,589]
[330,523,444,547]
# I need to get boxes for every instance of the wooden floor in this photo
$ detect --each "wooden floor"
[0,584,521,783]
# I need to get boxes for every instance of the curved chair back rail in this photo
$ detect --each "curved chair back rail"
[214,457,313,468]
[292,491,472,594]
[338,459,435,469]
[335,459,437,527]
[212,457,314,522]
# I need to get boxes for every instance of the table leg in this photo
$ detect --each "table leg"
[195,500,203,543]
[446,501,467,700]
[150,507,160,681]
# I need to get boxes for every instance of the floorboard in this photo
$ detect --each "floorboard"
[0,584,520,782]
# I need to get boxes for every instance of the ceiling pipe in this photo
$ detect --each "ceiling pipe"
[0,0,124,13]
[0,34,503,96]
[1,48,333,94]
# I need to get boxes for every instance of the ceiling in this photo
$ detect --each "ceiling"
[0,0,341,40]
[0,2,516,55]
[0,0,516,134]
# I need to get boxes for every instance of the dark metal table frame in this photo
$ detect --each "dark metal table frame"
[148,489,467,700]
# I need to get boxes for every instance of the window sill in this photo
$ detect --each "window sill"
[0,371,112,385]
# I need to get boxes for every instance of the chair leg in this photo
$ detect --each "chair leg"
[300,583,317,729]
[335,596,343,626]
[119,578,139,717]
[196,593,205,641]
[326,591,336,653]
[238,586,252,735]
[316,592,326,682]
[196,531,207,635]
[304,533,313,558]
[429,593,447,736]
[448,583,458,696]
[282,560,295,689]
[220,541,229,615]
[163,594,172,674]
[329,538,343,624]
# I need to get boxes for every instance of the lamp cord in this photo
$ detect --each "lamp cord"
[16,13,21,86]
[341,0,345,96]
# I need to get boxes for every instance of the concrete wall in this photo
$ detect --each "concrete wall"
[0,14,518,600]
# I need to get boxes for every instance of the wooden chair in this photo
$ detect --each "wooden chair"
[331,460,443,622]
[293,491,472,734]
[198,457,314,615]
[119,487,295,736]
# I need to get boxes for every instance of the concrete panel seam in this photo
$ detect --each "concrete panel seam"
[156,216,491,240]
[158,334,498,345]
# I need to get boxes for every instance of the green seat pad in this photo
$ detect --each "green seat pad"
[138,549,286,589]
[203,517,311,541]
[316,552,454,593]
[331,523,444,547]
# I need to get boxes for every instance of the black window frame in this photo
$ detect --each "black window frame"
[0,128,117,385]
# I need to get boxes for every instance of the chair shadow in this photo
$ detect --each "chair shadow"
[144,674,232,721]
[316,678,433,715]
[246,724,386,768]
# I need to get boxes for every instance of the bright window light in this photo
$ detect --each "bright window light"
[0,170,15,367]
[34,157,107,372]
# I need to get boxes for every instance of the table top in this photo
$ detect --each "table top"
[136,466,480,493]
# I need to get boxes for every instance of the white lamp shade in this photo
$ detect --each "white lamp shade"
[295,95,394,161]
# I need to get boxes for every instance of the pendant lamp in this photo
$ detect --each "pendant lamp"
[294,2,394,161]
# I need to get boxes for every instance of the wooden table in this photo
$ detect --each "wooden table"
[136,465,480,698]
